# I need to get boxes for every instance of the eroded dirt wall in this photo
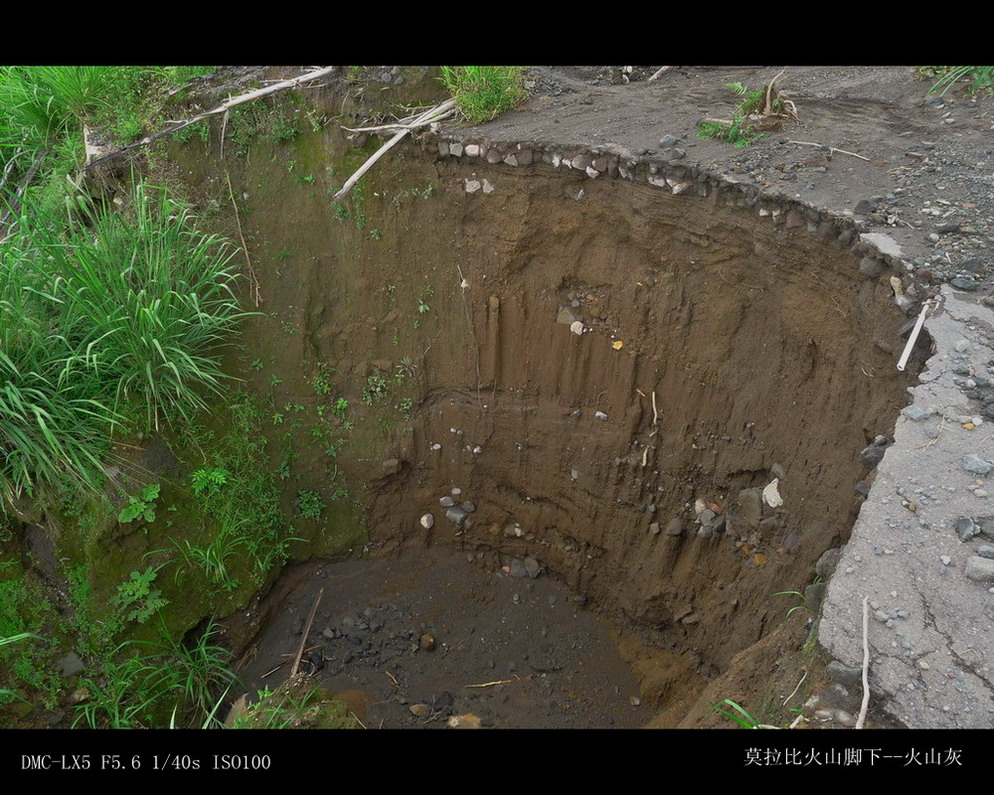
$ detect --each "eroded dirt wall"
[351,153,917,674]
[173,123,917,699]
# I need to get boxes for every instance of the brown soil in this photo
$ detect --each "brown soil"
[161,65,988,729]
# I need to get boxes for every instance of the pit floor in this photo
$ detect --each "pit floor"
[235,546,649,728]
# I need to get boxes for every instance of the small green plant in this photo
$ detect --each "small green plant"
[396,356,418,379]
[773,589,813,619]
[191,467,231,497]
[418,298,431,314]
[275,248,292,262]
[296,490,325,520]
[111,567,168,625]
[270,373,283,387]
[440,66,528,123]
[926,66,994,96]
[251,358,264,371]
[333,397,349,419]
[118,483,161,524]
[698,78,793,148]
[711,698,762,729]
[362,371,389,405]
[369,228,382,240]
[698,116,763,148]
[312,365,332,396]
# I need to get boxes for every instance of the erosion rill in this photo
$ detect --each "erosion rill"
[162,69,934,729]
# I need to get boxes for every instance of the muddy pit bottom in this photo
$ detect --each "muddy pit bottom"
[236,546,649,728]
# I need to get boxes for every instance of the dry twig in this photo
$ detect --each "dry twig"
[224,169,260,306]
[786,140,870,161]
[647,66,678,82]
[290,587,323,678]
[856,594,870,729]
[331,99,456,202]
[465,675,523,688]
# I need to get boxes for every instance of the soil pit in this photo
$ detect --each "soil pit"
[236,547,648,728]
[179,116,924,725]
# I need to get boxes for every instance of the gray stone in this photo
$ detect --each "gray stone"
[464,144,480,157]
[954,516,979,540]
[556,305,577,325]
[420,513,434,530]
[950,277,977,291]
[816,548,844,580]
[571,152,591,171]
[523,557,542,579]
[439,495,455,507]
[827,660,862,688]
[382,458,400,475]
[963,455,994,475]
[482,179,495,194]
[449,142,464,157]
[57,652,85,677]
[464,179,481,194]
[736,488,764,528]
[658,134,679,148]
[854,481,871,498]
[771,463,787,480]
[901,405,932,421]
[507,558,529,578]
[860,442,887,469]
[515,148,534,166]
[486,149,502,164]
[978,545,994,559]
[461,501,476,513]
[504,154,519,167]
[445,506,468,526]
[859,232,904,259]
[854,199,877,214]
[980,518,994,539]
[965,556,994,582]
[648,522,661,535]
[594,411,608,421]
[664,518,683,536]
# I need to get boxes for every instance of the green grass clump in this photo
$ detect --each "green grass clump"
[440,66,528,124]
[925,66,994,96]
[74,618,237,729]
[0,181,246,506]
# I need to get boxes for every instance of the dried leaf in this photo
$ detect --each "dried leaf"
[762,478,783,508]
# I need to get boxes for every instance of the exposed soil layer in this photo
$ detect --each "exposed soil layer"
[237,547,649,728]
[360,153,918,717]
